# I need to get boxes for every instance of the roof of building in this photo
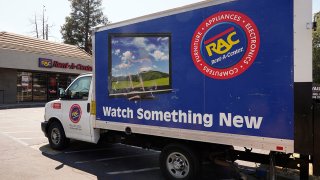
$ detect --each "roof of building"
[0,31,91,61]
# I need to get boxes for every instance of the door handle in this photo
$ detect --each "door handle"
[87,103,90,113]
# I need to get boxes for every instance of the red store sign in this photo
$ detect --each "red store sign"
[38,58,92,71]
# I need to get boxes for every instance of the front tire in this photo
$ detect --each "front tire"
[160,144,200,180]
[48,121,69,150]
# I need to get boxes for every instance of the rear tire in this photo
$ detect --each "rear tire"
[48,121,69,150]
[160,144,200,180]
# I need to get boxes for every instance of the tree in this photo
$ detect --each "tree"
[61,0,108,54]
[30,14,39,38]
[29,6,53,40]
[313,12,320,84]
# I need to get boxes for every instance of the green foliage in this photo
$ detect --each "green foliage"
[112,71,169,82]
[140,71,170,81]
[313,12,320,84]
[111,71,170,90]
[61,0,108,54]
[112,78,170,90]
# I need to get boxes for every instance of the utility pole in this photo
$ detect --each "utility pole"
[30,2,51,40]
[46,24,48,40]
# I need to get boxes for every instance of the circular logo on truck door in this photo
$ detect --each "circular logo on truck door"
[191,11,260,79]
[69,104,82,123]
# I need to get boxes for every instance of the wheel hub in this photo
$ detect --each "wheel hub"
[51,128,61,145]
[173,158,185,170]
[166,152,190,178]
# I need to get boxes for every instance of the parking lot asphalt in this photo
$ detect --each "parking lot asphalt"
[0,108,95,180]
[0,107,308,180]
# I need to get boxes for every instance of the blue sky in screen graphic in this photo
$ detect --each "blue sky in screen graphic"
[111,36,170,77]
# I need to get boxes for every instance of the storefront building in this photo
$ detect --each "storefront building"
[0,32,92,104]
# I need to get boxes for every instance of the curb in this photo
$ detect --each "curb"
[0,103,45,110]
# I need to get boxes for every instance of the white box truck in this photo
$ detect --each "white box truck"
[41,0,320,179]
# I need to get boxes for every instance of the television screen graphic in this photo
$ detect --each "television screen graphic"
[108,34,171,98]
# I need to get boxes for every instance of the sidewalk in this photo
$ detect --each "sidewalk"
[0,102,46,110]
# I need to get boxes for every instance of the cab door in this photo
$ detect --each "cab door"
[60,75,93,142]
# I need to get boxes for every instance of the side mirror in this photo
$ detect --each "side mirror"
[58,88,66,99]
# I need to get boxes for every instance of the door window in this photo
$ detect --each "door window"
[66,76,92,100]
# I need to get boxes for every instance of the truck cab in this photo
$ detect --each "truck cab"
[41,73,99,149]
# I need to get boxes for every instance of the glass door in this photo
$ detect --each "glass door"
[33,73,47,101]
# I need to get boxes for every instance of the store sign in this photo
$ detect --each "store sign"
[21,76,29,86]
[39,58,53,68]
[38,58,92,71]
[313,84,320,100]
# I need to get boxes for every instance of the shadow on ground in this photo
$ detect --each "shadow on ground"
[39,140,247,180]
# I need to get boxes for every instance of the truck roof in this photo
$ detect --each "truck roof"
[94,0,233,32]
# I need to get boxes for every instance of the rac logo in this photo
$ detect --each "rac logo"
[191,11,260,79]
[41,61,51,67]
[69,104,82,123]
[205,27,240,56]
[38,58,52,68]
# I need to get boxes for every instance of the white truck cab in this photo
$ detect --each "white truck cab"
[41,73,99,149]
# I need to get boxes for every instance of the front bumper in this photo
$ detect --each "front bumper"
[41,121,49,137]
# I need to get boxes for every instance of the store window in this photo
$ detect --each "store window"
[17,71,78,102]
[17,72,32,102]
[33,73,47,101]
[48,74,58,101]
[48,74,77,101]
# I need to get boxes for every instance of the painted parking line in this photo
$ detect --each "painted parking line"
[123,144,160,153]
[0,125,40,130]
[106,167,160,175]
[74,153,158,164]
[64,146,125,154]
[16,137,47,140]
[2,131,40,134]
[0,132,28,146]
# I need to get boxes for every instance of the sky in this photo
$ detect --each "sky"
[0,0,319,43]
[111,36,170,77]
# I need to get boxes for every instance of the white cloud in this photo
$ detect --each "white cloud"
[118,63,131,69]
[132,37,156,52]
[146,44,156,51]
[112,40,119,44]
[139,66,153,72]
[121,51,133,61]
[114,49,121,56]
[133,37,147,47]
[151,50,169,61]
[116,51,133,69]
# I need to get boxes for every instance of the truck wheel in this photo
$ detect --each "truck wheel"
[160,144,200,180]
[48,121,69,150]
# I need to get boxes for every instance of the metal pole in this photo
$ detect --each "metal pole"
[300,155,309,179]
[269,152,276,180]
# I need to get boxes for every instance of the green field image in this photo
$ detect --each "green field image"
[112,77,169,89]
[111,71,169,90]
